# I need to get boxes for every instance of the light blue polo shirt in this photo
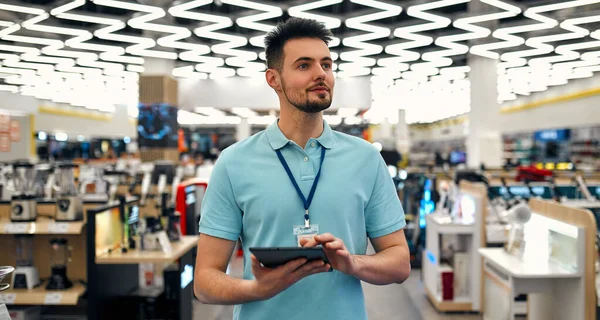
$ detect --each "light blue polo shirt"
[199,120,405,320]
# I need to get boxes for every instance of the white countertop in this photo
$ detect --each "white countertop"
[427,213,475,226]
[426,214,475,234]
[479,248,580,279]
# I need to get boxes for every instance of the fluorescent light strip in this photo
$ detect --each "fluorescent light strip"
[528,14,600,67]
[288,0,343,47]
[498,0,596,68]
[21,12,131,75]
[91,0,177,60]
[171,0,255,75]
[340,0,402,67]
[169,0,227,74]
[223,0,283,50]
[172,65,208,79]
[427,0,521,65]
[51,0,145,65]
[382,0,466,69]
[288,0,343,29]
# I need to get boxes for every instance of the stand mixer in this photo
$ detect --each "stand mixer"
[10,161,38,222]
[54,162,83,221]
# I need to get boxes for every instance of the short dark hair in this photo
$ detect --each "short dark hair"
[264,17,333,71]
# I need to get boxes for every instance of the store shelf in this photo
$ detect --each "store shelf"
[426,214,474,234]
[96,235,198,264]
[424,286,473,312]
[479,248,580,279]
[0,282,86,305]
[0,219,85,235]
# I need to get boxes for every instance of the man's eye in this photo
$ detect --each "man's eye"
[298,64,308,70]
[322,63,331,70]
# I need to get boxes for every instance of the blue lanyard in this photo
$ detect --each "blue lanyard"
[275,147,326,228]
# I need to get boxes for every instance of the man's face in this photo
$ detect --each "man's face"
[278,37,335,113]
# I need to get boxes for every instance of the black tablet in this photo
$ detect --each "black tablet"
[249,247,329,269]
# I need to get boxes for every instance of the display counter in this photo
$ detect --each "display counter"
[479,199,596,320]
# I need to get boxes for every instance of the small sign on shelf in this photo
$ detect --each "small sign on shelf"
[0,293,16,305]
[44,293,62,304]
[47,223,70,234]
[3,223,29,234]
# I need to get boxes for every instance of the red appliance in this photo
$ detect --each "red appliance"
[515,166,553,182]
[175,178,208,236]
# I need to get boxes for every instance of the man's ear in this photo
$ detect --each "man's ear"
[266,68,281,91]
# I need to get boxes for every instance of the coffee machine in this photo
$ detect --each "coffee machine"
[10,161,37,222]
[54,163,83,221]
[11,235,39,289]
[46,238,73,290]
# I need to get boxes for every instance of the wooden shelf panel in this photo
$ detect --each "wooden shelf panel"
[0,220,85,235]
[96,235,198,264]
[0,282,86,305]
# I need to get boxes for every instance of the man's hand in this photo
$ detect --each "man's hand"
[300,233,356,275]
[250,254,331,300]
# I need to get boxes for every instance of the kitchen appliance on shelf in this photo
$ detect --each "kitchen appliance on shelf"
[10,161,38,222]
[11,235,40,289]
[46,238,73,290]
[54,162,83,221]
[34,163,54,199]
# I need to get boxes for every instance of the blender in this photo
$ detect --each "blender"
[10,161,37,222]
[11,235,40,289]
[46,238,73,290]
[34,163,55,199]
[54,162,83,221]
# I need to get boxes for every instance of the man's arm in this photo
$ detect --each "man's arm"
[193,233,259,305]
[301,229,410,286]
[194,233,332,305]
[352,229,411,285]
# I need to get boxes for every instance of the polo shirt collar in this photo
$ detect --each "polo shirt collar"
[266,119,334,150]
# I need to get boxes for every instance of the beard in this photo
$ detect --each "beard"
[281,80,332,114]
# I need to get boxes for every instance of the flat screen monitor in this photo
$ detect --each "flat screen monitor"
[137,104,179,148]
[449,151,466,165]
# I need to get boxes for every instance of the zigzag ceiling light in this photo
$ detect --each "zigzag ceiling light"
[1,0,600,113]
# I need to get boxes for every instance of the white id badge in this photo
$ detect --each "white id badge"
[293,224,319,247]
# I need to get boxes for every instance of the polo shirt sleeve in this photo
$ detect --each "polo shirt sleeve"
[364,154,406,239]
[198,155,243,242]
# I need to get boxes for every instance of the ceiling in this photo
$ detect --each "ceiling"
[1,0,600,113]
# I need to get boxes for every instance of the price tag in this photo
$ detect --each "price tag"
[0,293,16,304]
[44,293,62,304]
[3,223,29,234]
[48,223,69,234]
[157,231,172,254]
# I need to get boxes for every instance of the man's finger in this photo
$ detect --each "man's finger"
[301,238,319,247]
[325,240,344,250]
[293,259,325,277]
[251,254,261,267]
[282,258,308,273]
[315,233,335,243]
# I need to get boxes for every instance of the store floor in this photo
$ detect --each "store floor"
[193,256,482,320]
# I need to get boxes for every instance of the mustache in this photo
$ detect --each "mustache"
[307,83,330,91]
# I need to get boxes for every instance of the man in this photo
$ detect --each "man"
[194,18,410,320]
